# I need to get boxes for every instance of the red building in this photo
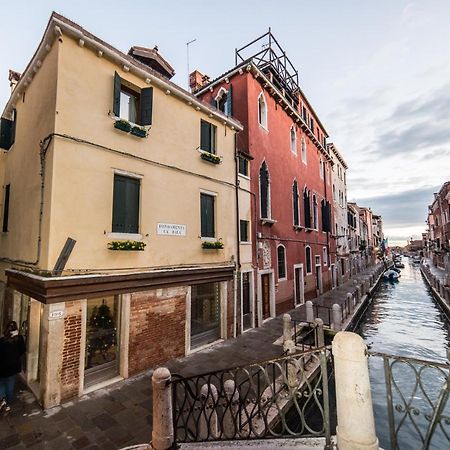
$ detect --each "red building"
[194,31,336,331]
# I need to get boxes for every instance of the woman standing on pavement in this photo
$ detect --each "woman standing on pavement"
[0,321,26,413]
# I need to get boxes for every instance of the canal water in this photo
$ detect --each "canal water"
[357,258,450,449]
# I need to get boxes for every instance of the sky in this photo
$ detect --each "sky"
[1,0,449,246]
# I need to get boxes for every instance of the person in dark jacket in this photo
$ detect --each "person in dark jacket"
[0,321,26,412]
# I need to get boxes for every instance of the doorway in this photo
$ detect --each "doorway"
[84,296,121,388]
[315,256,323,296]
[261,273,271,320]
[294,264,304,306]
[241,271,254,332]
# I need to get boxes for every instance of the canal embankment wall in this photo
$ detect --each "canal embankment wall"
[420,262,450,320]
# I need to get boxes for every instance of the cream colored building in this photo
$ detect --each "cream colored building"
[0,13,252,407]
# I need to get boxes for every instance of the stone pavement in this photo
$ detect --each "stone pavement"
[424,257,448,282]
[0,264,382,450]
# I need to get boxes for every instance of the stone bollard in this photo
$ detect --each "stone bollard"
[284,339,298,388]
[223,380,239,439]
[332,304,342,330]
[283,313,292,344]
[347,293,353,311]
[314,318,325,347]
[332,332,379,450]
[199,384,218,440]
[306,300,314,323]
[360,282,366,296]
[152,368,174,450]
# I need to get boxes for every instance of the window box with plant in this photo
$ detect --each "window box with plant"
[114,119,132,133]
[200,151,221,164]
[202,240,224,250]
[108,240,146,251]
[130,125,148,138]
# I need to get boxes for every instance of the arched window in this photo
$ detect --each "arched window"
[215,86,232,116]
[305,246,312,274]
[259,161,270,219]
[313,195,318,229]
[258,92,267,129]
[277,245,286,280]
[301,137,307,163]
[292,180,299,226]
[303,188,311,228]
[319,158,324,179]
[290,125,297,153]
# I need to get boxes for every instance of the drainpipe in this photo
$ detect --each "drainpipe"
[234,134,241,337]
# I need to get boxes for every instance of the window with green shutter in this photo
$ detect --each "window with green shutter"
[200,120,217,154]
[112,174,140,233]
[201,193,215,238]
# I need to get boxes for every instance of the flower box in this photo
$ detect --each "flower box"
[202,240,224,249]
[108,240,146,251]
[200,152,221,164]
[114,119,132,133]
[131,126,148,138]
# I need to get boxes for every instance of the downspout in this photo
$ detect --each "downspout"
[234,133,242,337]
[0,134,52,267]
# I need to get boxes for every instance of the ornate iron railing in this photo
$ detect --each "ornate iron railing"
[369,352,450,450]
[171,347,332,447]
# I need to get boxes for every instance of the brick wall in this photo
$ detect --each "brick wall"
[60,301,82,401]
[128,287,187,376]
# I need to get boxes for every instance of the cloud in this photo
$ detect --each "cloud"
[357,185,439,229]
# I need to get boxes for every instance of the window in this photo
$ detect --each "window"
[305,246,312,274]
[240,220,249,242]
[113,72,153,125]
[321,200,331,232]
[290,126,297,154]
[112,175,140,234]
[319,159,324,179]
[323,247,328,266]
[313,195,318,229]
[302,105,307,121]
[259,161,271,219]
[201,193,215,238]
[304,188,311,228]
[238,156,249,177]
[310,117,314,132]
[2,184,10,232]
[277,245,286,279]
[301,137,307,164]
[200,120,217,154]
[258,92,267,129]
[292,180,300,226]
[333,184,336,202]
[215,86,233,116]
[0,109,16,150]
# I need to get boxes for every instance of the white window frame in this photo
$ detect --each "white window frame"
[257,268,276,324]
[200,189,218,241]
[301,137,307,164]
[290,125,297,154]
[259,160,272,220]
[277,244,287,281]
[293,263,305,306]
[319,158,324,179]
[240,269,255,332]
[323,247,328,266]
[215,87,230,116]
[305,245,312,274]
[257,92,268,130]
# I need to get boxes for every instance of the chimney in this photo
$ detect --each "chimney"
[8,70,21,92]
[189,70,209,93]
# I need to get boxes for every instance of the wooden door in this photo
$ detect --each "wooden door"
[294,267,304,305]
[261,274,271,320]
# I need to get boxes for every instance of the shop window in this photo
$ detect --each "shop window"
[258,92,268,129]
[112,174,140,234]
[200,120,217,154]
[191,283,221,349]
[277,245,286,280]
[113,72,153,125]
[240,219,249,242]
[201,193,215,238]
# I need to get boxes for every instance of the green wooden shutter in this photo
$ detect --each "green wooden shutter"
[112,175,140,233]
[11,109,16,147]
[201,193,215,237]
[0,118,13,150]
[200,120,210,152]
[113,72,121,117]
[211,124,217,154]
[140,87,153,125]
[2,184,10,232]
[226,84,233,116]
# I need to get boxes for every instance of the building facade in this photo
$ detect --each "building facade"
[0,13,250,407]
[194,31,335,326]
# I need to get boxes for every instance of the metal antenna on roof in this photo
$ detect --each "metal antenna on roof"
[186,38,197,91]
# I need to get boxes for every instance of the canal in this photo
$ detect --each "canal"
[357,258,450,449]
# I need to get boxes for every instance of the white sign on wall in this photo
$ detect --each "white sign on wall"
[49,310,64,321]
[157,223,187,236]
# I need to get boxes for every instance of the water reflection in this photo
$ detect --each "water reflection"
[358,258,450,449]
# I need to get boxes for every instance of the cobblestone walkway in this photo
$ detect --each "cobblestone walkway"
[0,264,382,450]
